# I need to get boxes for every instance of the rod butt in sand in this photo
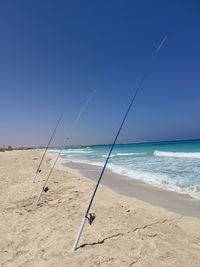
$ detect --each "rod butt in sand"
[72,217,87,252]
[36,188,44,205]
[32,173,37,183]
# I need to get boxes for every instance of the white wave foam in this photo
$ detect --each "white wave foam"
[49,148,92,154]
[62,157,104,167]
[101,152,145,158]
[102,154,115,158]
[154,150,200,159]
[116,152,145,156]
[61,150,92,154]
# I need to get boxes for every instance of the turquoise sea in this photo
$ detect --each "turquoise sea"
[51,140,200,200]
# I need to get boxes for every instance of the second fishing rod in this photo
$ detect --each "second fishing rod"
[32,105,67,183]
[36,89,96,205]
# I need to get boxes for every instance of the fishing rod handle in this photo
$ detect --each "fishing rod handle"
[36,187,43,205]
[32,173,37,183]
[72,217,87,252]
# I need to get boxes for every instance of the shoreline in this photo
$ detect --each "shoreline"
[61,157,200,219]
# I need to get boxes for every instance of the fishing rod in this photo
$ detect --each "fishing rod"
[32,105,67,183]
[36,89,96,204]
[72,36,167,252]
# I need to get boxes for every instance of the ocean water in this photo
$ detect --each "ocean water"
[50,140,200,200]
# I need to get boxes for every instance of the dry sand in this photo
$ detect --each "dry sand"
[0,150,200,266]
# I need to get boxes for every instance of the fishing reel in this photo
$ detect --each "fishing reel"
[43,186,49,193]
[87,213,96,225]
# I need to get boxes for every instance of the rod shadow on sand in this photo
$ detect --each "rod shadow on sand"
[77,233,123,249]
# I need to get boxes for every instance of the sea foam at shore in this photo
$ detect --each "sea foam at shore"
[50,140,200,199]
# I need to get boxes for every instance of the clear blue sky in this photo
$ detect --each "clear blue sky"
[0,0,200,147]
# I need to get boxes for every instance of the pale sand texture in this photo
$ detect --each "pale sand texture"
[0,150,200,266]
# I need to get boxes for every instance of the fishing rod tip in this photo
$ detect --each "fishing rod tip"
[156,35,168,52]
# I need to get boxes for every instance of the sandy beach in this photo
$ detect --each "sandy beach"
[1,149,200,266]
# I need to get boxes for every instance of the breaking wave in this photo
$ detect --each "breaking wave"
[154,150,200,159]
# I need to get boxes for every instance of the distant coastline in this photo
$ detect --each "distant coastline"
[1,138,200,151]
[0,146,46,152]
